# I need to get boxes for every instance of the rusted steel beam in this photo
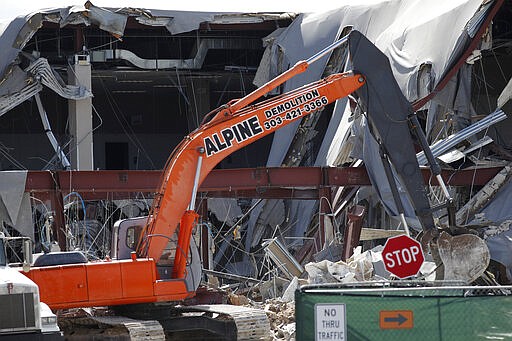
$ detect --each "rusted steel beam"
[27,170,162,193]
[201,167,371,191]
[342,205,366,261]
[23,166,504,200]
[203,188,324,200]
[49,172,67,251]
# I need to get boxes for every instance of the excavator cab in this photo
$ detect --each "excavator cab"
[112,216,202,290]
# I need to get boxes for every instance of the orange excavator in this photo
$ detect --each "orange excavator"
[22,30,489,319]
[23,32,365,310]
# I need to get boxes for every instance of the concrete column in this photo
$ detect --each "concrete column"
[67,55,93,170]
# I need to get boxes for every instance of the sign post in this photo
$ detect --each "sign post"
[382,235,424,279]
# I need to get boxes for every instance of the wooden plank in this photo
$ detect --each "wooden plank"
[359,228,405,241]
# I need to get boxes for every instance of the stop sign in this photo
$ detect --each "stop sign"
[382,235,424,279]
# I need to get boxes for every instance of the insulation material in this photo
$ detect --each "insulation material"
[485,220,512,281]
[426,64,476,136]
[0,171,33,240]
[145,9,217,35]
[464,170,512,282]
[208,198,243,227]
[248,199,285,249]
[474,180,512,224]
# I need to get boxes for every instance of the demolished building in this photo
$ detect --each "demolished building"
[0,0,512,310]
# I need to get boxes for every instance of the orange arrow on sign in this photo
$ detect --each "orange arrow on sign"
[379,310,413,329]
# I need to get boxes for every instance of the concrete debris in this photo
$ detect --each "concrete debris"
[456,163,512,225]
[228,292,251,306]
[257,277,292,301]
[227,287,297,340]
[263,300,296,341]
[305,246,375,284]
[281,276,300,303]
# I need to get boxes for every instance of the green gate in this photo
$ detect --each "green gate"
[296,283,512,340]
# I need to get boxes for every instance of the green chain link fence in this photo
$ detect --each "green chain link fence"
[296,283,512,340]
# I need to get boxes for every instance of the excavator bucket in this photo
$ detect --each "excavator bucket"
[347,30,490,282]
[437,232,490,283]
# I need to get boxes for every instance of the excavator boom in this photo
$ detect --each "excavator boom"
[138,72,365,262]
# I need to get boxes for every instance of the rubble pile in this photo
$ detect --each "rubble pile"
[224,244,431,340]
[263,300,296,341]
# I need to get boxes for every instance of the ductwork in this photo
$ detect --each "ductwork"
[90,38,261,70]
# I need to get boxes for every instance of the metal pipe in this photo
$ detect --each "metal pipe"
[399,213,410,237]
[436,174,453,201]
[188,155,203,210]
[306,34,350,64]
[35,94,71,170]
[379,146,410,235]
[203,268,260,284]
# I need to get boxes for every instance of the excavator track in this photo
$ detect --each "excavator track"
[59,304,270,340]
[180,304,271,340]
[59,315,165,340]
[94,316,165,340]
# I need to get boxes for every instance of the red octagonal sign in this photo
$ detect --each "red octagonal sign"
[382,235,424,279]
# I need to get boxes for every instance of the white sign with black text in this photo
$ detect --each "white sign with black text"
[315,303,346,340]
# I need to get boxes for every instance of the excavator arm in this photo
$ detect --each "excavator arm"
[134,32,370,274]
[137,71,365,271]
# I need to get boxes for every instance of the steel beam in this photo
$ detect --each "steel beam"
[23,166,504,200]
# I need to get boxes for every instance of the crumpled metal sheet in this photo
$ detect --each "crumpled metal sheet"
[0,13,43,82]
[416,109,507,166]
[0,58,92,117]
[0,71,42,116]
[26,58,92,99]
[0,171,33,240]
[0,2,293,118]
[85,2,127,37]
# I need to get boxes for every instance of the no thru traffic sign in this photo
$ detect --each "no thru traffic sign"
[315,304,346,340]
[382,235,424,279]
